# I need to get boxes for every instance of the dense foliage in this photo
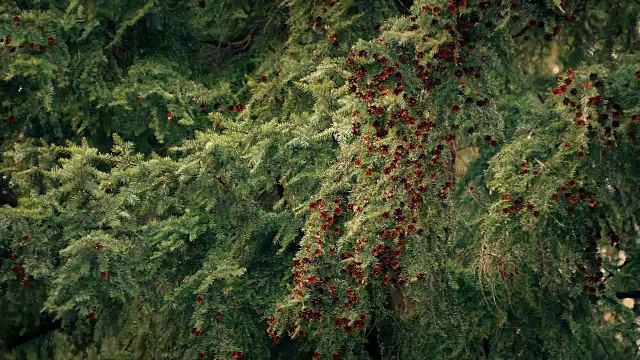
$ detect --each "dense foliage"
[1,0,639,359]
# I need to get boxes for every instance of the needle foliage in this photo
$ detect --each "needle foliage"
[1,1,639,359]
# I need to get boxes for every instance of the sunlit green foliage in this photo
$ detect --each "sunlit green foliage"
[1,1,639,359]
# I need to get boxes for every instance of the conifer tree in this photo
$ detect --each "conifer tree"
[1,1,639,359]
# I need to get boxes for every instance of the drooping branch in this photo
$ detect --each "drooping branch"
[1,316,62,352]
[615,290,640,299]
[201,27,256,69]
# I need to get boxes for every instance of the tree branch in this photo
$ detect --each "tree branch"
[1,317,61,352]
[606,259,632,280]
[615,290,640,299]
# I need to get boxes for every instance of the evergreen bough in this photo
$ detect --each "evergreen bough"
[1,0,639,359]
